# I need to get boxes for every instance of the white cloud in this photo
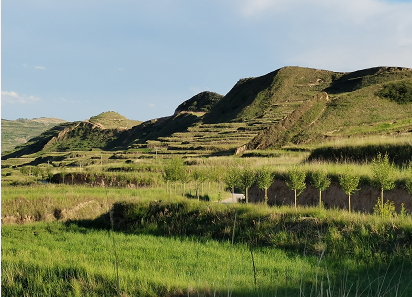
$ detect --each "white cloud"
[35,65,46,70]
[1,91,40,105]
[2,91,18,98]
[148,103,155,108]
[237,0,412,71]
[238,0,389,19]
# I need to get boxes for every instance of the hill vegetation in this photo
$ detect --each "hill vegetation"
[1,117,66,152]
[174,91,223,114]
[1,112,141,159]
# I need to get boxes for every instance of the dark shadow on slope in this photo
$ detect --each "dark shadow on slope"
[203,70,280,124]
[325,66,412,94]
[109,113,202,149]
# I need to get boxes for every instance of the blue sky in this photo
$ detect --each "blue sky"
[2,0,412,122]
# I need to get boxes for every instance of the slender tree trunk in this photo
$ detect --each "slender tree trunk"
[319,190,322,208]
[294,189,297,209]
[348,194,351,213]
[265,187,268,205]
[246,188,249,204]
[381,187,384,212]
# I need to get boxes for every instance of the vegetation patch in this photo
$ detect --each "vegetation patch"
[174,91,223,113]
[112,200,412,261]
[377,81,412,104]
[308,144,412,165]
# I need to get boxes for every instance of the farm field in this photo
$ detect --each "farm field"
[2,146,412,296]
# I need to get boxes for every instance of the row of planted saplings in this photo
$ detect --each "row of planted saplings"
[162,153,412,215]
[56,171,156,188]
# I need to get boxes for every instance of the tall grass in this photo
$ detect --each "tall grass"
[2,221,411,296]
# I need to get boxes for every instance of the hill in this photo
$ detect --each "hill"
[1,112,141,159]
[1,118,67,152]
[88,111,141,129]
[2,66,412,160]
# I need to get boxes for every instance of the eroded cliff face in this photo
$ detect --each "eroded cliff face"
[248,179,412,213]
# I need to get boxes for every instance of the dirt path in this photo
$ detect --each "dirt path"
[219,193,245,204]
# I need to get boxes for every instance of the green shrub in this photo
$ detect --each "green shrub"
[373,198,396,218]
[376,81,412,104]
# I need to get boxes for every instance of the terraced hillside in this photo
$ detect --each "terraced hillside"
[126,66,412,157]
[146,102,299,156]
[3,66,412,161]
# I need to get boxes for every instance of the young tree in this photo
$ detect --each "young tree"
[32,166,41,183]
[46,167,54,182]
[224,164,240,203]
[256,166,274,205]
[180,168,190,197]
[311,171,331,208]
[212,166,226,202]
[286,166,306,209]
[192,168,208,200]
[372,152,395,210]
[41,167,48,181]
[70,173,75,185]
[60,167,67,184]
[163,157,185,197]
[198,168,208,198]
[239,166,255,204]
[192,169,201,200]
[19,166,29,183]
[339,170,360,213]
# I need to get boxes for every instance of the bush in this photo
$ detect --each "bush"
[376,81,412,104]
[373,198,396,218]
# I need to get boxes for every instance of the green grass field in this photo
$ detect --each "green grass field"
[2,208,412,296]
[2,150,412,296]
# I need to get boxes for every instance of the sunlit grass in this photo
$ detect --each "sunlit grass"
[0,222,324,296]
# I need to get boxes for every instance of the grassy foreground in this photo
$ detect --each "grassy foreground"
[2,198,412,296]
[2,221,412,297]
